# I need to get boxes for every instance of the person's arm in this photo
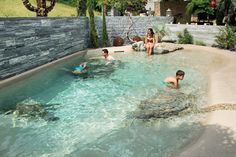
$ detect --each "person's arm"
[165,79,178,89]
[154,35,157,44]
[144,36,147,45]
[172,80,179,89]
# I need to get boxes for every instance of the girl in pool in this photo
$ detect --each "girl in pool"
[145,28,156,56]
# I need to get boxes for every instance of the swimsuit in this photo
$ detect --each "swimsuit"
[147,38,154,43]
[160,80,171,86]
[74,66,85,72]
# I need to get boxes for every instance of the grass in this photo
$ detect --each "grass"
[0,0,101,17]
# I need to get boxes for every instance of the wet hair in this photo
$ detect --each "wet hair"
[176,70,185,76]
[102,49,109,54]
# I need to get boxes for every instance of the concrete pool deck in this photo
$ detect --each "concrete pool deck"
[175,45,236,157]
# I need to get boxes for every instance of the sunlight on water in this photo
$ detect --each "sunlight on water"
[0,50,210,157]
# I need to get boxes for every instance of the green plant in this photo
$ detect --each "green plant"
[195,40,206,46]
[102,5,109,47]
[177,28,193,44]
[87,0,98,48]
[153,25,169,42]
[186,0,214,17]
[215,25,236,50]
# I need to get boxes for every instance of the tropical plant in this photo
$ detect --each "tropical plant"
[153,25,169,42]
[77,0,87,16]
[186,0,214,18]
[177,28,193,44]
[215,25,236,50]
[87,0,98,48]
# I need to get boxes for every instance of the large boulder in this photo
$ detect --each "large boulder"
[153,43,184,54]
[8,99,59,121]
[132,92,196,119]
[132,42,184,54]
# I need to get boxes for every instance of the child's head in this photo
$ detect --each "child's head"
[176,70,185,80]
[102,49,109,58]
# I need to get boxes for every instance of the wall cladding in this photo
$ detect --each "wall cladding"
[165,24,221,45]
[95,16,173,46]
[0,17,89,80]
[0,16,222,80]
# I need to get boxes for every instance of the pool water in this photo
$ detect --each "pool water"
[0,50,208,157]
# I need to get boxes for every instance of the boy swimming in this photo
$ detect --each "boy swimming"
[72,62,88,75]
[162,70,185,89]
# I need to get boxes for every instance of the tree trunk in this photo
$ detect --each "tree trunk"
[103,0,108,16]
[77,0,87,16]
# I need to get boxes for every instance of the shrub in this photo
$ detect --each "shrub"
[88,0,98,48]
[195,40,206,46]
[153,25,169,42]
[177,28,193,44]
[215,25,236,50]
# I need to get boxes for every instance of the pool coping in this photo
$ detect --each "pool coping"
[0,50,87,89]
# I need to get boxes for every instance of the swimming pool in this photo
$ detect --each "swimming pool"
[0,49,208,157]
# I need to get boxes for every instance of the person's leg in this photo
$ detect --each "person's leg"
[146,44,150,54]
[149,44,154,55]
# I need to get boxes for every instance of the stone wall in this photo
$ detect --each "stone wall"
[165,24,221,46]
[0,16,222,80]
[0,17,89,80]
[95,16,173,46]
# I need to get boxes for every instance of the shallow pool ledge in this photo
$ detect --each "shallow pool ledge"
[174,44,236,157]
[0,50,87,90]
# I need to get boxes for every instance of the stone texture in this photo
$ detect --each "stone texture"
[95,16,173,46]
[132,42,183,54]
[165,24,221,46]
[0,16,221,80]
[0,17,89,80]
[154,42,184,54]
[132,91,196,119]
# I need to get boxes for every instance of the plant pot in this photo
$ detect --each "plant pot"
[113,36,124,46]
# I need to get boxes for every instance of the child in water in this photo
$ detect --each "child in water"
[72,62,88,75]
[102,49,115,65]
[162,70,185,89]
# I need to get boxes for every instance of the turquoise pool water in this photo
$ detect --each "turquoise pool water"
[0,50,208,157]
